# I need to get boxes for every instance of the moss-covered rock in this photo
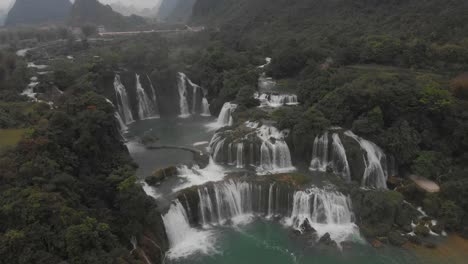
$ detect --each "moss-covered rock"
[388,231,408,246]
[146,166,178,186]
[414,224,430,237]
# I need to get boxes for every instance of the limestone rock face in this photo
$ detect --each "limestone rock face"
[5,0,71,26]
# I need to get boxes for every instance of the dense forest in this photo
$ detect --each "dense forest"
[0,0,468,263]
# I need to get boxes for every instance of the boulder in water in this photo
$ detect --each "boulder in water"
[146,166,178,185]
[388,231,408,246]
[318,233,337,248]
[299,219,316,234]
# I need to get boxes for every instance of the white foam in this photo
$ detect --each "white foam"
[193,141,209,146]
[163,200,217,259]
[173,158,226,192]
[141,181,160,199]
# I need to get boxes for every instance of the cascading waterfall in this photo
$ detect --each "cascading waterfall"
[146,74,158,104]
[217,102,237,127]
[114,74,134,125]
[236,143,244,168]
[310,132,329,172]
[177,72,208,117]
[168,181,361,247]
[257,125,294,173]
[345,131,388,189]
[208,123,294,172]
[114,112,128,131]
[331,133,351,181]
[309,132,351,181]
[162,200,216,259]
[201,98,211,116]
[177,72,191,118]
[256,93,299,107]
[135,74,158,120]
[284,187,359,244]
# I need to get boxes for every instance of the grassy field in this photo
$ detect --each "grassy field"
[0,129,27,151]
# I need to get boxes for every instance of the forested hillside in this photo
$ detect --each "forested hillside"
[70,0,146,30]
[5,0,71,26]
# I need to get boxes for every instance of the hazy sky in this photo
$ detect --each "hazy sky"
[0,0,163,10]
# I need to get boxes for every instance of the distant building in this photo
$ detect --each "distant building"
[97,25,106,34]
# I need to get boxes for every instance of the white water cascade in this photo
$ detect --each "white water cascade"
[208,122,294,172]
[255,93,299,108]
[136,74,158,120]
[162,200,216,259]
[331,134,351,181]
[177,72,191,118]
[310,132,351,181]
[345,131,388,189]
[216,102,237,127]
[310,132,330,172]
[284,187,360,245]
[201,98,211,116]
[114,75,134,125]
[178,72,209,117]
[257,125,295,173]
[146,74,158,103]
[236,143,244,168]
[175,181,361,246]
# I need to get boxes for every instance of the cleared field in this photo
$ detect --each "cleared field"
[0,129,27,150]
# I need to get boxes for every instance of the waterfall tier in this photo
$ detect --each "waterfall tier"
[344,131,389,189]
[208,122,295,173]
[163,181,360,258]
[162,200,216,259]
[177,72,210,118]
[136,74,159,120]
[216,102,237,127]
[255,93,299,108]
[113,74,134,125]
[309,131,394,188]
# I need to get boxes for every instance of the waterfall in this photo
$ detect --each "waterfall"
[227,143,234,165]
[331,134,351,181]
[344,131,388,189]
[174,180,361,246]
[177,72,191,118]
[255,93,299,108]
[260,141,273,170]
[310,132,329,172]
[284,187,359,245]
[217,102,237,127]
[236,143,244,168]
[114,112,128,131]
[208,123,294,172]
[178,72,206,117]
[136,74,158,120]
[114,74,134,125]
[162,200,216,259]
[146,74,158,103]
[257,125,294,173]
[269,94,299,107]
[198,181,255,225]
[161,181,362,259]
[209,132,228,163]
[201,98,211,116]
[272,141,293,170]
[267,183,275,218]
